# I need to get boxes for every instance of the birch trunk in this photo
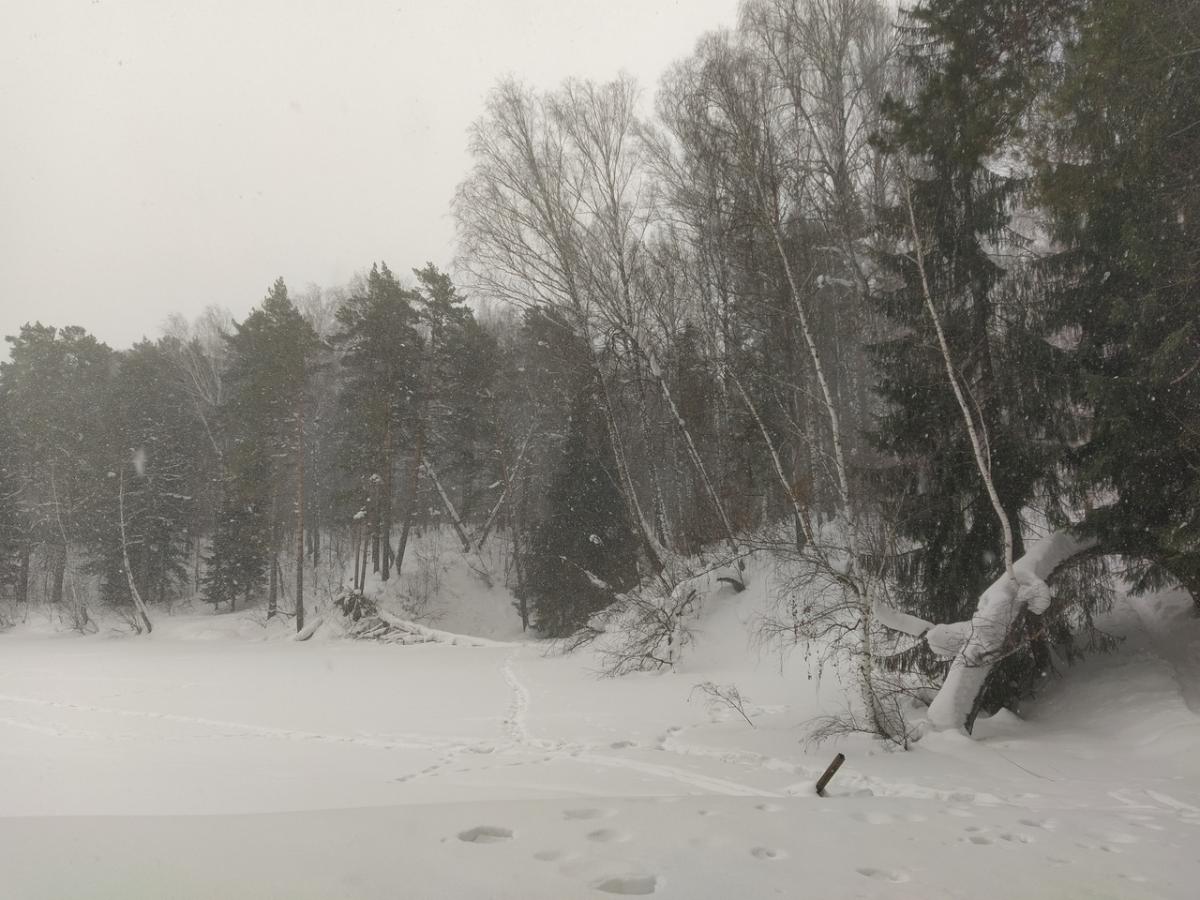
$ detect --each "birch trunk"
[877,530,1097,732]
[903,178,1015,579]
[118,470,153,634]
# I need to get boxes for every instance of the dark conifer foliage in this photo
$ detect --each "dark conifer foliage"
[1037,0,1200,605]
[0,325,114,610]
[523,368,639,637]
[86,340,205,611]
[205,279,319,613]
[331,263,423,583]
[0,0,1194,735]
[871,0,1068,625]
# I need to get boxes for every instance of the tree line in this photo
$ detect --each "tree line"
[1,0,1196,732]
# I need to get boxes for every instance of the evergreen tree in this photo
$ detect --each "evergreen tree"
[525,403,640,636]
[331,263,423,582]
[522,338,639,637]
[0,404,22,602]
[1037,0,1200,605]
[0,324,114,609]
[205,280,318,613]
[872,0,1067,625]
[85,340,205,612]
[413,263,501,523]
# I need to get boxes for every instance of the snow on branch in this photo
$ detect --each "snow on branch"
[875,529,1097,732]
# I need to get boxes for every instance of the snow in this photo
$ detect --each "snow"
[1,570,1198,898]
[926,530,1097,729]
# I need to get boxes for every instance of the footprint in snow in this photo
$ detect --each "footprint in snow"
[1000,832,1035,844]
[856,867,910,883]
[533,849,573,862]
[457,825,514,844]
[593,874,662,895]
[852,811,896,825]
[750,846,787,860]
[1104,833,1139,844]
[563,808,616,821]
[587,828,632,843]
[756,802,783,813]
[1018,817,1057,831]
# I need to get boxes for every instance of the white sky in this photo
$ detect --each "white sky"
[0,0,740,353]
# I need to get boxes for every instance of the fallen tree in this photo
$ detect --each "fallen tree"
[875,528,1097,733]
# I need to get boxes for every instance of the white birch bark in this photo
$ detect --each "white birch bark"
[876,529,1097,731]
[902,177,1015,579]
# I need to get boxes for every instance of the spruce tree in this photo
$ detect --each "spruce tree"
[525,413,640,634]
[872,0,1067,625]
[1037,0,1200,605]
[522,344,639,637]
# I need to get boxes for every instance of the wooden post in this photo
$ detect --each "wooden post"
[815,753,845,797]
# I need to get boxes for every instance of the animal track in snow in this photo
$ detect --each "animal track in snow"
[533,849,566,862]
[856,867,910,883]
[755,802,783,813]
[457,825,513,844]
[593,874,661,895]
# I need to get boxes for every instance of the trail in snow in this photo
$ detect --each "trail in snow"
[3,597,1200,900]
[1127,590,1200,716]
[0,692,478,753]
[496,647,782,798]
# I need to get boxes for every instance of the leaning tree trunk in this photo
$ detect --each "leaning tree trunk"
[394,414,425,580]
[118,470,153,634]
[876,529,1097,733]
[592,351,666,576]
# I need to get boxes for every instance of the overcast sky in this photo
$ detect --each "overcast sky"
[0,0,739,354]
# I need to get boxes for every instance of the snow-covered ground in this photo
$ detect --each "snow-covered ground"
[1,576,1198,898]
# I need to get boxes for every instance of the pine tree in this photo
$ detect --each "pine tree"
[413,263,501,524]
[331,263,423,583]
[205,280,318,614]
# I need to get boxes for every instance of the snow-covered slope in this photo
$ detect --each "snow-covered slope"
[0,564,1197,898]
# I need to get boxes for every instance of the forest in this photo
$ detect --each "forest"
[1,0,1197,743]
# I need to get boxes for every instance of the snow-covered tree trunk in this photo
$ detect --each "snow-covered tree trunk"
[876,529,1097,732]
